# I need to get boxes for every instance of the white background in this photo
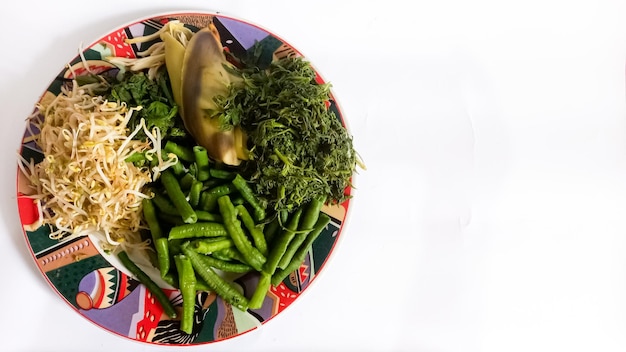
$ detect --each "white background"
[1,0,626,351]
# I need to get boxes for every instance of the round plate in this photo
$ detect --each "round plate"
[16,12,351,346]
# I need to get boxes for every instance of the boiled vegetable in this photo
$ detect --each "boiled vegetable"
[217,195,266,271]
[108,70,186,140]
[214,56,360,212]
[271,213,331,286]
[180,242,249,310]
[180,26,247,166]
[118,251,177,318]
[174,255,196,334]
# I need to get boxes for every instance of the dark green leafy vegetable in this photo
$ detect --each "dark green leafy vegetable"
[213,56,357,212]
[108,69,187,140]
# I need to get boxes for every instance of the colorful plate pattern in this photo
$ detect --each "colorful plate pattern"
[16,12,351,345]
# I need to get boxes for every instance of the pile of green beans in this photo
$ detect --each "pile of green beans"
[120,141,329,335]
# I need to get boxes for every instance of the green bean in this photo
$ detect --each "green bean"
[154,237,171,278]
[231,194,245,206]
[189,180,203,208]
[267,210,288,246]
[163,270,210,292]
[169,158,186,176]
[159,213,185,226]
[168,238,184,256]
[191,237,234,254]
[164,271,211,292]
[232,174,265,221]
[280,208,289,224]
[203,178,224,189]
[218,196,266,271]
[236,205,267,256]
[207,183,237,196]
[125,151,146,163]
[199,193,210,212]
[161,272,177,288]
[271,214,331,286]
[193,146,211,181]
[151,192,179,216]
[263,208,302,275]
[194,210,223,223]
[209,168,235,180]
[179,173,195,191]
[194,276,212,291]
[168,222,227,240]
[188,163,198,180]
[174,255,196,334]
[194,251,252,273]
[143,199,170,277]
[278,197,325,269]
[142,199,162,241]
[180,243,249,311]
[299,196,326,231]
[249,272,271,309]
[212,247,247,263]
[263,214,281,247]
[199,184,237,212]
[160,169,197,224]
[210,250,234,262]
[164,141,194,162]
[117,251,177,318]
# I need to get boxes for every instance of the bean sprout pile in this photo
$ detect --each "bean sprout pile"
[19,81,176,245]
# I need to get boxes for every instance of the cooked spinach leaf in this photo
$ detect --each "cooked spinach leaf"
[108,69,187,140]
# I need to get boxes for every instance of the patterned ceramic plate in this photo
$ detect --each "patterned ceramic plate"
[16,12,351,345]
